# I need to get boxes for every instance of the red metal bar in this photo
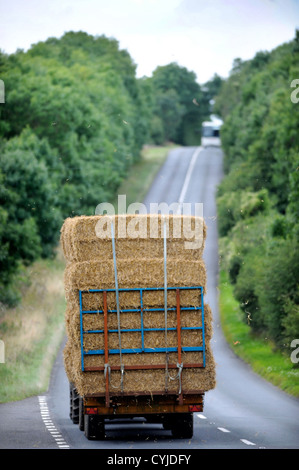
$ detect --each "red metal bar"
[85,390,205,398]
[103,291,110,407]
[84,362,204,372]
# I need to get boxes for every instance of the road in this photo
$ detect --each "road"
[1,145,299,452]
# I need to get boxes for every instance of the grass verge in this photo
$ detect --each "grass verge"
[0,144,174,403]
[0,251,66,403]
[218,269,299,398]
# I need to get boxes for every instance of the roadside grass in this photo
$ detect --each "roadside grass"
[0,251,66,403]
[0,144,174,403]
[218,269,299,398]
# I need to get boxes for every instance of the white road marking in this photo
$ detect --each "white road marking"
[176,146,202,214]
[217,427,230,433]
[196,413,260,447]
[240,439,256,446]
[38,396,70,449]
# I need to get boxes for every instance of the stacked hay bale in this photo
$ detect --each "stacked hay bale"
[61,214,216,397]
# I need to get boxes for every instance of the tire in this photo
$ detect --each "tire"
[78,397,84,431]
[171,413,193,439]
[69,384,80,424]
[162,416,172,430]
[72,391,80,424]
[69,383,73,420]
[84,415,105,440]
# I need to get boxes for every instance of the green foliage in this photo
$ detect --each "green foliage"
[146,62,211,145]
[0,31,151,306]
[217,187,270,237]
[256,237,299,349]
[216,31,299,353]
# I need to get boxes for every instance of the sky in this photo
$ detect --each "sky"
[0,0,298,84]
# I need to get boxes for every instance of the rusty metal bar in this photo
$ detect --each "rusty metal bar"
[85,390,205,398]
[84,362,204,372]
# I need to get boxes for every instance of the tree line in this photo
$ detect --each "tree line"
[214,31,299,357]
[0,31,220,306]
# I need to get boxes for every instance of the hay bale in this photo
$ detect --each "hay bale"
[63,295,215,396]
[61,214,216,397]
[64,340,215,397]
[64,302,213,346]
[64,258,207,295]
[60,214,206,263]
[63,338,76,384]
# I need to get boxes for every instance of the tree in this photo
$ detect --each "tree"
[0,31,151,305]
[216,32,299,351]
[149,62,209,145]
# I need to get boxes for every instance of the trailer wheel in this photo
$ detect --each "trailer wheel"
[171,413,193,439]
[84,415,105,440]
[69,383,73,420]
[78,397,84,431]
[69,384,80,424]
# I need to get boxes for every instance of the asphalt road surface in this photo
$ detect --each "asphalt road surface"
[1,145,299,452]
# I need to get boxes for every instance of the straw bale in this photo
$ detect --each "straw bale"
[64,301,213,348]
[65,340,215,397]
[65,285,206,312]
[61,214,215,397]
[63,338,76,384]
[63,298,215,396]
[64,258,207,296]
[82,350,205,369]
[60,214,206,263]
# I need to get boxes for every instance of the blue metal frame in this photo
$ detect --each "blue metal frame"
[79,286,206,371]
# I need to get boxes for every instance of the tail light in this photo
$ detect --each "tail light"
[189,405,202,412]
[85,407,98,415]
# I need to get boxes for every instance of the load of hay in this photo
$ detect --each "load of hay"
[61,214,216,397]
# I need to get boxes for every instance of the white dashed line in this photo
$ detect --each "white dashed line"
[38,396,70,449]
[176,146,202,214]
[240,439,256,446]
[196,413,259,447]
[217,427,230,433]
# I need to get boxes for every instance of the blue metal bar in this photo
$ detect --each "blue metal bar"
[200,287,206,367]
[78,285,206,370]
[83,326,203,334]
[79,290,85,372]
[83,346,204,355]
[81,306,202,314]
[140,288,145,352]
[82,286,203,293]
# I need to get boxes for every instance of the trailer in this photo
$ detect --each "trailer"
[62,214,215,440]
[69,285,206,440]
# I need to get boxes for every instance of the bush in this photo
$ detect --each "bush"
[256,237,299,348]
[215,32,299,351]
[0,32,151,306]
[217,188,270,237]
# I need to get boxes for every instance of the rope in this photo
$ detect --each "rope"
[104,363,111,382]
[163,217,183,393]
[111,220,124,392]
[163,218,169,392]
[177,362,184,395]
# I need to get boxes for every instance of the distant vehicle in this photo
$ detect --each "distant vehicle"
[201,115,223,147]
